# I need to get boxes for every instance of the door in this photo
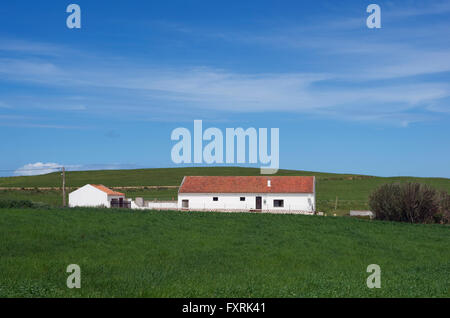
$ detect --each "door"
[110,198,118,208]
[256,196,262,210]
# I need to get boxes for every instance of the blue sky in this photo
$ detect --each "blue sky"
[0,0,449,177]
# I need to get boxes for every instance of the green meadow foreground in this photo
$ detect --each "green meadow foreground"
[0,208,448,297]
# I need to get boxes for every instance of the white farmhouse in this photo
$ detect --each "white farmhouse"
[177,176,316,213]
[69,184,128,208]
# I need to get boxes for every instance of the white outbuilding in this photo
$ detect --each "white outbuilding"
[69,184,128,208]
[177,176,316,214]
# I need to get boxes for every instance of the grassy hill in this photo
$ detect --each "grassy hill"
[0,166,370,188]
[0,208,448,297]
[1,167,449,215]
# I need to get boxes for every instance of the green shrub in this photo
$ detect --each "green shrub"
[369,183,439,223]
[0,199,49,209]
[368,183,403,221]
[434,191,450,224]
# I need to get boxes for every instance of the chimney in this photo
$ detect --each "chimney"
[267,179,271,187]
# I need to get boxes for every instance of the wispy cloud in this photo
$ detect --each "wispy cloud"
[14,162,143,176]
[2,57,448,125]
[1,2,449,127]
[0,101,11,108]
[386,0,450,18]
[0,58,64,83]
[0,113,89,129]
[14,162,65,176]
[0,38,77,57]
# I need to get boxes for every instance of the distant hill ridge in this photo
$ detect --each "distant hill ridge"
[0,167,448,189]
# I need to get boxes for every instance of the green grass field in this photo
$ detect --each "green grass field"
[1,167,449,216]
[0,208,448,297]
[0,167,344,188]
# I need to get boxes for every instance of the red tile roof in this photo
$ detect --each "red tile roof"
[179,176,315,194]
[91,184,124,196]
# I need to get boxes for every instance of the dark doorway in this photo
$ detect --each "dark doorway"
[110,198,130,208]
[256,196,262,210]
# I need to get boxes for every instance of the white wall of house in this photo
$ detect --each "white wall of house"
[69,185,124,208]
[178,193,315,212]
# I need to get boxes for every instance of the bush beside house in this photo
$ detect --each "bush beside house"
[369,182,450,224]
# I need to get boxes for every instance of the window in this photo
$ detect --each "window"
[213,197,218,201]
[240,197,245,201]
[273,199,284,207]
[182,200,189,208]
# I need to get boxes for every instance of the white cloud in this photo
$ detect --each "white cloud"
[14,162,64,176]
[2,59,449,125]
[13,162,141,176]
[0,38,76,57]
[386,1,450,18]
[0,58,63,84]
[1,6,450,127]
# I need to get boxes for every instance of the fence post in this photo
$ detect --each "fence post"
[62,167,66,207]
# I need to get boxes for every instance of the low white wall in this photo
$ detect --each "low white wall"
[147,201,178,209]
[350,211,374,218]
[131,200,178,210]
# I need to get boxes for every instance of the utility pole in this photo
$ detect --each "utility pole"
[62,167,66,207]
